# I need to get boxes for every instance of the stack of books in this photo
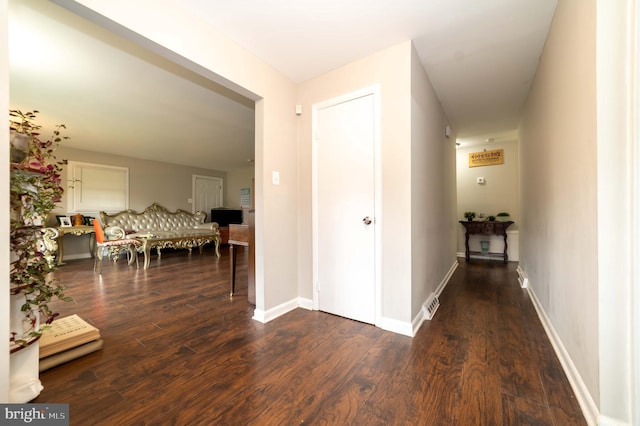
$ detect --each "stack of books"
[39,314,104,372]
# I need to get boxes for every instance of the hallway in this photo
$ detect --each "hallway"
[434,259,585,425]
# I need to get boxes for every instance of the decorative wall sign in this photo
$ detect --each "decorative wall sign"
[468,149,504,167]
[240,188,251,208]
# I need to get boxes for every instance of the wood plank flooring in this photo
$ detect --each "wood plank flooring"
[33,248,586,425]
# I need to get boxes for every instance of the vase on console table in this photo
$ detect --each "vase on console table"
[73,213,84,226]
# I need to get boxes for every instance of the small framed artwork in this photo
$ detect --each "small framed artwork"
[83,216,95,226]
[59,216,72,227]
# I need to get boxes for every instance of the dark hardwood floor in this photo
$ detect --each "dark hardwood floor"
[34,247,586,425]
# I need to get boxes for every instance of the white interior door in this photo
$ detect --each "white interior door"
[193,175,223,221]
[314,89,377,324]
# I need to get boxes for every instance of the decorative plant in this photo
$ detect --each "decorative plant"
[464,211,476,221]
[486,215,496,221]
[497,212,510,217]
[9,109,72,345]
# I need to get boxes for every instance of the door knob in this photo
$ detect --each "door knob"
[362,216,372,225]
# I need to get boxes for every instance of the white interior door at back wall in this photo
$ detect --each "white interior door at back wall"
[192,175,223,221]
[313,86,380,325]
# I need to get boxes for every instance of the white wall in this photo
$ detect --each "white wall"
[410,45,458,320]
[595,0,635,423]
[519,0,600,421]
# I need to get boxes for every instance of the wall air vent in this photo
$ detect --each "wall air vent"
[516,266,529,288]
[423,294,440,320]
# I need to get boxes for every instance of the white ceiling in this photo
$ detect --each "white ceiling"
[9,0,557,170]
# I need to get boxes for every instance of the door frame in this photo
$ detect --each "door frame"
[192,174,224,217]
[311,85,382,326]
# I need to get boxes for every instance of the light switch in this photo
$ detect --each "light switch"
[272,171,280,185]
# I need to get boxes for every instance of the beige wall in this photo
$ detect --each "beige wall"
[57,146,226,213]
[297,41,457,328]
[297,41,414,324]
[410,45,458,319]
[456,139,520,254]
[226,166,255,209]
[519,0,599,414]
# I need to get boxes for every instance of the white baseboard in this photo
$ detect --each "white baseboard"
[257,259,458,339]
[60,253,92,261]
[436,260,458,297]
[252,297,313,324]
[456,252,513,261]
[457,230,519,261]
[378,316,414,337]
[598,415,632,426]
[297,297,313,310]
[252,297,299,323]
[524,273,599,425]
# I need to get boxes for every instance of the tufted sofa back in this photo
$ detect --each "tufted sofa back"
[101,203,207,233]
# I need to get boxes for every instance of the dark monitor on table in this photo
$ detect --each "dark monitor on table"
[210,208,243,227]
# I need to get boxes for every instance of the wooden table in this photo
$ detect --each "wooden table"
[228,212,255,303]
[459,220,514,263]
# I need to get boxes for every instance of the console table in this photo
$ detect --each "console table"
[459,220,514,263]
[54,225,95,266]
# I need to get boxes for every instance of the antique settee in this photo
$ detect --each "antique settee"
[100,203,221,268]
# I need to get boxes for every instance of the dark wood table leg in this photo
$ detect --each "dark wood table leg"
[465,231,470,261]
[229,243,236,297]
[503,233,509,263]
